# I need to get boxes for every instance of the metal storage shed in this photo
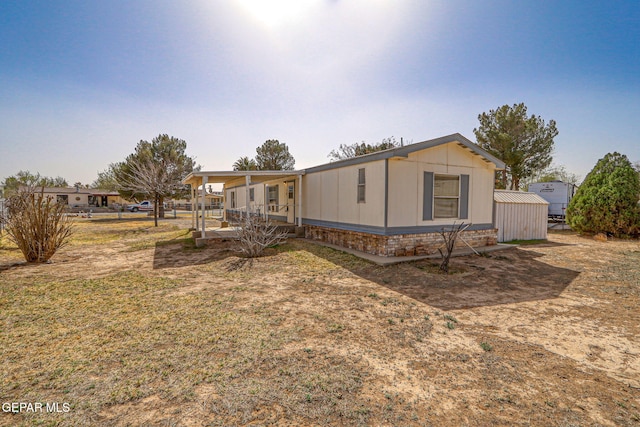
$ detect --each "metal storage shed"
[494,190,549,242]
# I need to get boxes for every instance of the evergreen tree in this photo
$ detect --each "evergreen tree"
[112,134,197,225]
[474,103,557,190]
[566,152,640,237]
[255,140,295,170]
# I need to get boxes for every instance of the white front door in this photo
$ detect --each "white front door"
[286,182,295,224]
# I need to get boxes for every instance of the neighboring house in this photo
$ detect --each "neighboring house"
[183,133,506,256]
[20,186,126,208]
[168,190,224,210]
[89,189,127,207]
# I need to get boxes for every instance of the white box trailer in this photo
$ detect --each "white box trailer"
[528,181,577,219]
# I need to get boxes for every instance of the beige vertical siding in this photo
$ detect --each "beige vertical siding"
[387,142,496,227]
[387,158,418,226]
[320,170,339,221]
[303,160,386,227]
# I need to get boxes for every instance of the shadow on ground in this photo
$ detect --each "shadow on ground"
[152,238,238,269]
[84,216,186,224]
[304,243,580,310]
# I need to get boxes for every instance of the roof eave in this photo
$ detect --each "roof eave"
[305,133,506,173]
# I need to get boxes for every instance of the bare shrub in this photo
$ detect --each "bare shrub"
[438,222,465,273]
[2,186,74,262]
[233,214,288,258]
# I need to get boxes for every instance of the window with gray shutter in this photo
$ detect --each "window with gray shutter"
[424,173,469,220]
[434,175,460,218]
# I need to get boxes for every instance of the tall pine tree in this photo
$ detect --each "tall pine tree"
[474,103,557,190]
[567,152,640,237]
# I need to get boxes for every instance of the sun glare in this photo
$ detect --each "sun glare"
[237,0,319,27]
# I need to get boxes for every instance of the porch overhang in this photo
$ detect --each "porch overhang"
[182,170,306,239]
[183,170,306,188]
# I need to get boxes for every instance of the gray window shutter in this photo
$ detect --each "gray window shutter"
[460,174,469,219]
[423,172,434,220]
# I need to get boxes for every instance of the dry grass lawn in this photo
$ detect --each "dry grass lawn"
[0,216,639,426]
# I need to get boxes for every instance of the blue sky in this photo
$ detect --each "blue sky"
[1,0,638,186]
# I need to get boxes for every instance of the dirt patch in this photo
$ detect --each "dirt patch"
[1,221,639,426]
[347,247,581,310]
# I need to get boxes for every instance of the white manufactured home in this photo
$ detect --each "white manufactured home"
[183,133,506,256]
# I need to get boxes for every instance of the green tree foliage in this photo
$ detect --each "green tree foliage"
[524,164,581,189]
[92,167,119,191]
[255,140,295,170]
[534,165,580,185]
[566,152,640,237]
[233,156,258,171]
[474,103,558,190]
[328,137,401,161]
[2,171,69,195]
[112,134,197,225]
[51,176,69,187]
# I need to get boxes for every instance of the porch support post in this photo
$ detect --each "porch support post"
[194,183,199,231]
[191,185,196,230]
[222,184,227,222]
[297,174,302,227]
[201,175,207,238]
[265,184,269,223]
[245,175,251,219]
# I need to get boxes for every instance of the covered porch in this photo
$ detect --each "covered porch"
[182,170,306,241]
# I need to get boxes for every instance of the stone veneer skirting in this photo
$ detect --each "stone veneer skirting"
[305,225,498,257]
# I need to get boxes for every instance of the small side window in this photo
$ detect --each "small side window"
[357,168,366,203]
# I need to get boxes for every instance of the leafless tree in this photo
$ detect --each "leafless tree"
[232,215,288,258]
[111,134,197,222]
[117,157,182,226]
[1,185,74,263]
[438,222,466,273]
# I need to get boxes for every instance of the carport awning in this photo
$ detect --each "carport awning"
[183,170,306,235]
[183,170,305,188]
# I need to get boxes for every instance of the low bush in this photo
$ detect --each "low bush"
[1,186,74,262]
[233,214,288,258]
